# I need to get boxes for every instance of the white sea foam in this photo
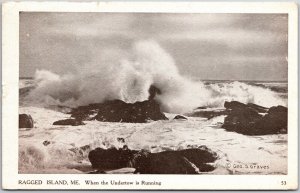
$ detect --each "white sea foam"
[24,40,286,113]
[19,106,287,174]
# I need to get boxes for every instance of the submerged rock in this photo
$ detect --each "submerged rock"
[53,119,85,126]
[88,146,217,174]
[19,114,34,128]
[222,101,287,135]
[173,115,188,120]
[42,140,51,146]
[117,137,125,143]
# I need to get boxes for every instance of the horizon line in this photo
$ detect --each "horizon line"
[19,76,288,82]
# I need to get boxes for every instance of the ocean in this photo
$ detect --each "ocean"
[19,78,288,174]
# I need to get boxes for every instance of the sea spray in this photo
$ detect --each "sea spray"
[25,40,286,113]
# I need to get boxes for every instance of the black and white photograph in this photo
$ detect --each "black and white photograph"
[18,11,289,175]
[2,1,298,190]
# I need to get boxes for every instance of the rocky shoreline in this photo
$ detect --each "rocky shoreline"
[20,100,288,136]
[88,145,217,174]
[19,99,288,174]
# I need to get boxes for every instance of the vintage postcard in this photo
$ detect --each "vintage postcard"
[2,1,298,190]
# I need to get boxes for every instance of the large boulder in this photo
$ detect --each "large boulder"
[88,146,217,174]
[254,106,288,134]
[132,148,216,174]
[19,114,34,128]
[222,101,287,135]
[88,147,138,170]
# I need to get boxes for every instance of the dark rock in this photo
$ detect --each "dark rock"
[89,170,106,174]
[88,146,217,174]
[195,106,208,110]
[43,140,51,146]
[19,114,34,128]
[223,105,263,135]
[94,99,168,123]
[224,101,268,113]
[224,101,248,110]
[70,104,100,120]
[254,106,288,134]
[117,137,125,143]
[268,105,287,114]
[247,103,268,113]
[53,119,85,126]
[222,101,287,135]
[174,115,188,120]
[133,148,216,174]
[189,101,268,120]
[69,85,166,123]
[88,147,138,170]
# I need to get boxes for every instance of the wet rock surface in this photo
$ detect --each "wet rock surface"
[222,101,287,135]
[69,99,168,123]
[88,146,217,174]
[19,114,34,128]
[224,101,268,113]
[67,85,167,123]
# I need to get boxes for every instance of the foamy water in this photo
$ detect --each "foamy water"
[19,79,288,174]
[19,105,287,174]
[18,40,288,174]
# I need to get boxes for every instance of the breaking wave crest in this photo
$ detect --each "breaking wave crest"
[24,40,286,113]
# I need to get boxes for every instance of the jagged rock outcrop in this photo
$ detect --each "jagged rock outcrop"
[222,101,287,135]
[69,85,167,123]
[94,99,168,123]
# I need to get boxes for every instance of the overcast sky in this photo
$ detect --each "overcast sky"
[20,12,288,81]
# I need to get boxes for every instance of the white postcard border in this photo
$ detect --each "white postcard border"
[2,1,298,190]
